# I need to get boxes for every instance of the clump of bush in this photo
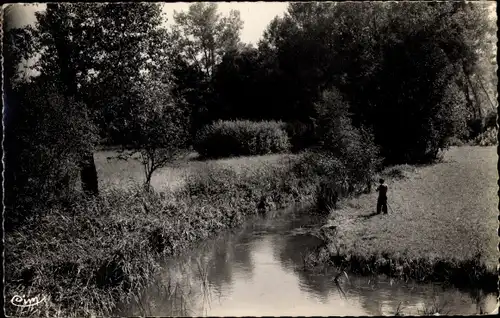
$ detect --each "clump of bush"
[446,136,465,147]
[284,120,316,153]
[4,79,99,230]
[194,120,291,159]
[303,87,381,212]
[469,127,498,146]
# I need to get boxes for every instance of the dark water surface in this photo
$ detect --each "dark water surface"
[114,207,497,316]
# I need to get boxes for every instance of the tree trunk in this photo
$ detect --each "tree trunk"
[49,4,99,196]
[80,152,99,195]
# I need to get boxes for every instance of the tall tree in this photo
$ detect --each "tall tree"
[19,3,173,194]
[171,2,244,135]
[212,46,264,121]
[172,2,243,79]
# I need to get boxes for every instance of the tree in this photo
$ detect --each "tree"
[118,73,190,188]
[14,3,175,195]
[171,2,244,136]
[253,1,495,162]
[312,87,380,191]
[84,3,172,144]
[212,46,264,121]
[172,2,243,79]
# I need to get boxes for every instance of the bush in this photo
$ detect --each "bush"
[446,136,465,147]
[470,127,498,146]
[312,88,381,190]
[285,87,382,213]
[194,120,291,158]
[484,111,497,130]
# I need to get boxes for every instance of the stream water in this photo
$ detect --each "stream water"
[114,207,497,316]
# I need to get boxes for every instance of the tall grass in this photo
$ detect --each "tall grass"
[5,154,316,317]
[305,246,497,292]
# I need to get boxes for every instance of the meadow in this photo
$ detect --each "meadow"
[95,150,297,193]
[308,146,498,289]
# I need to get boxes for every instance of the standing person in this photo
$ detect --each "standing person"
[376,178,388,214]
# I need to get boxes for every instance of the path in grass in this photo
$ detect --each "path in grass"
[326,146,498,269]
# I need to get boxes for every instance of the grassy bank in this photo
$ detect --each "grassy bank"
[5,152,316,317]
[307,146,498,292]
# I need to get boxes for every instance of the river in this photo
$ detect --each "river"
[114,206,497,316]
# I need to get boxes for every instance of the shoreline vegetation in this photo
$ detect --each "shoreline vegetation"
[6,146,498,317]
[5,152,313,317]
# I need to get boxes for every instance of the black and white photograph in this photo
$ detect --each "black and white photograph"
[3,1,499,316]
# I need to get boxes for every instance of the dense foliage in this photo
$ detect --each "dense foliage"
[209,2,496,163]
[4,77,99,229]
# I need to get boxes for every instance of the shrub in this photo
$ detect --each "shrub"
[311,88,381,193]
[446,136,465,147]
[484,111,497,130]
[184,156,315,214]
[194,120,291,158]
[470,127,498,146]
[284,87,383,213]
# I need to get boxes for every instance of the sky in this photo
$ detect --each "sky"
[161,2,289,45]
[4,2,290,45]
[6,2,496,45]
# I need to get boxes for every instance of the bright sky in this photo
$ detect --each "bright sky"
[162,2,289,45]
[4,2,290,45]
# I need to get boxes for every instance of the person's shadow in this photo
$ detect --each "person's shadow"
[357,211,379,220]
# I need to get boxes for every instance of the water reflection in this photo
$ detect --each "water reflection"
[114,209,497,316]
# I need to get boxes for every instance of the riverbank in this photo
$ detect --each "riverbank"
[306,146,498,292]
[5,153,316,317]
[5,147,497,316]
[113,207,497,316]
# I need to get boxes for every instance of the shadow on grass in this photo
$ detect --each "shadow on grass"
[357,211,380,220]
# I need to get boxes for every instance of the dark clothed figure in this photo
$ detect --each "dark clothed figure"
[376,179,388,214]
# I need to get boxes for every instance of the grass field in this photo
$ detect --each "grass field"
[317,146,498,277]
[95,150,297,193]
